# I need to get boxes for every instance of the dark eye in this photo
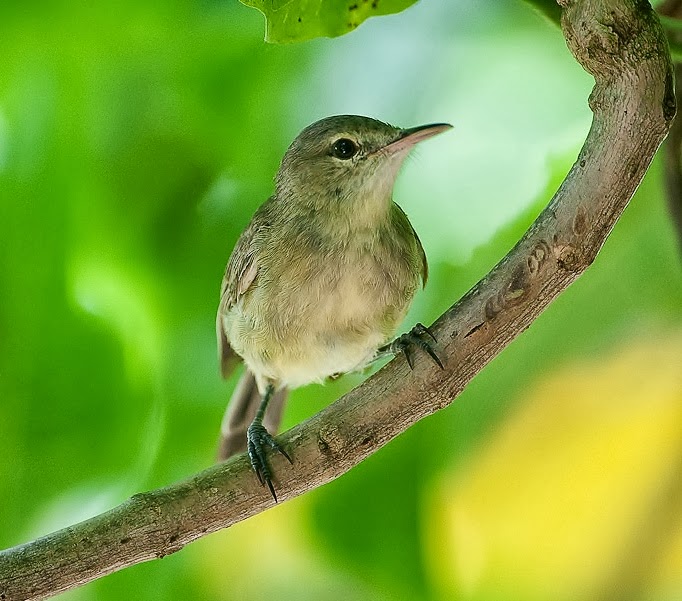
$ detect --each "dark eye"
[331,138,358,160]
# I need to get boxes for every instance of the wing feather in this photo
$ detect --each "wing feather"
[216,198,274,378]
[392,202,428,287]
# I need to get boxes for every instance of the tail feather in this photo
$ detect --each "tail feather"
[216,370,288,461]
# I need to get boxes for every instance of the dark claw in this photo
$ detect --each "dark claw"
[404,344,414,369]
[266,479,277,502]
[246,422,291,502]
[381,322,444,370]
[270,439,293,465]
[415,335,444,369]
[414,322,437,343]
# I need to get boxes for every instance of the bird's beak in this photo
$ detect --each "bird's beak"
[381,122,453,155]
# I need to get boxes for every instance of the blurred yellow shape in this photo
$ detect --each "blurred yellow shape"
[427,333,682,601]
[191,499,386,600]
[193,501,309,599]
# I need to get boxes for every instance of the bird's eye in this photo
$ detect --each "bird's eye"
[331,138,358,160]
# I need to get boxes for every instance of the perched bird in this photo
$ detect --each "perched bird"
[216,115,451,499]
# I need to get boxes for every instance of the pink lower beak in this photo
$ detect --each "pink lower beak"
[383,122,453,155]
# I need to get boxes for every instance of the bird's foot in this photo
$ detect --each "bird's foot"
[379,322,444,370]
[246,422,292,502]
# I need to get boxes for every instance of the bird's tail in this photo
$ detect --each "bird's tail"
[216,370,288,461]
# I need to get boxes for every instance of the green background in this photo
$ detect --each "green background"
[1,1,681,600]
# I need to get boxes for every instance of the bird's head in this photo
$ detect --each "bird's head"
[275,115,451,216]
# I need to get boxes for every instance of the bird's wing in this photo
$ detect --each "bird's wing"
[392,202,429,287]
[216,298,242,379]
[414,226,428,287]
[216,199,273,379]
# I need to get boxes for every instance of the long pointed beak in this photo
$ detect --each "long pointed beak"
[382,122,453,155]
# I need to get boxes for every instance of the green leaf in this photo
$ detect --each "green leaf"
[240,0,419,44]
[520,0,561,26]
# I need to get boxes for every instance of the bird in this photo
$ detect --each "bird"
[216,114,451,500]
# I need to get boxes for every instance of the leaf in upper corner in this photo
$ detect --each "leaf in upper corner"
[240,0,419,44]
[520,0,561,26]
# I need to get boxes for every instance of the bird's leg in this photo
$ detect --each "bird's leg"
[376,322,444,370]
[246,383,292,502]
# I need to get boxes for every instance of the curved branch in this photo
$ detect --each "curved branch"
[0,1,674,599]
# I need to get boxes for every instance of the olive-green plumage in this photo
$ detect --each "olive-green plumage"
[215,115,451,496]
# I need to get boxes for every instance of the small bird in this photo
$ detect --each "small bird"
[216,115,451,500]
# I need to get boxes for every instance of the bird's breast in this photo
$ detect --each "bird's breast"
[227,226,421,388]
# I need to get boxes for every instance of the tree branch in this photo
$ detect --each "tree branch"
[0,1,675,599]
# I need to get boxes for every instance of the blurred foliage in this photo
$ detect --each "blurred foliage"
[240,0,418,43]
[0,1,681,600]
[428,336,682,600]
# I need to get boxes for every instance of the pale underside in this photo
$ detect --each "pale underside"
[217,199,427,393]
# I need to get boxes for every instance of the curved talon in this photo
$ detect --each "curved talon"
[403,339,414,370]
[246,422,291,502]
[413,334,444,369]
[414,322,437,343]
[380,322,444,370]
